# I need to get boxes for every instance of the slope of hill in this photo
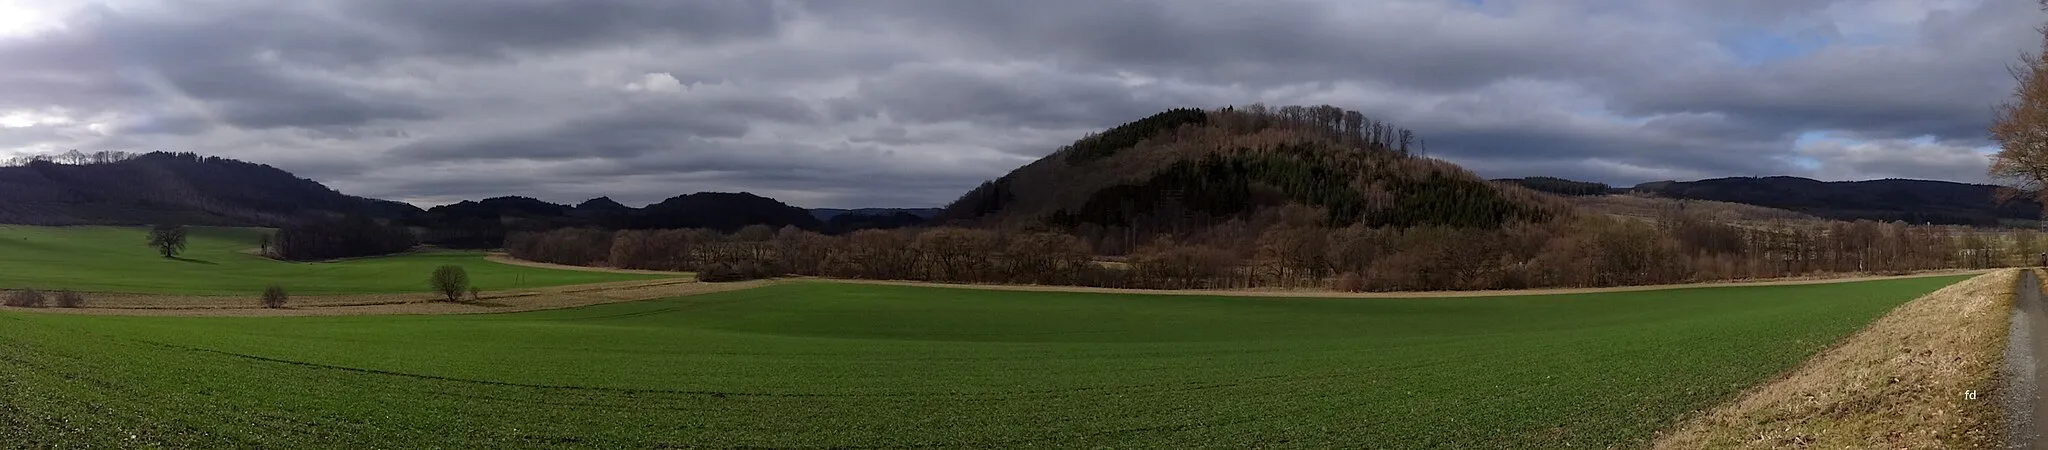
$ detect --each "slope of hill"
[0,152,420,226]
[1630,177,2039,226]
[1571,194,1817,222]
[938,105,1562,235]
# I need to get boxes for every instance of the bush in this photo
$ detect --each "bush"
[53,290,84,308]
[431,265,470,302]
[262,285,289,309]
[4,288,47,308]
[469,287,483,301]
[698,261,777,282]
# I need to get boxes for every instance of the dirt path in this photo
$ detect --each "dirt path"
[811,269,1992,299]
[2007,269,2047,449]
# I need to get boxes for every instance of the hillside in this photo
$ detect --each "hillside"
[939,105,1563,237]
[0,152,419,226]
[1631,177,2039,226]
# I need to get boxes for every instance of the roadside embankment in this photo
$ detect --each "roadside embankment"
[1651,269,2015,448]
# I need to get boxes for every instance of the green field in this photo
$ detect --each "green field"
[0,225,667,295]
[0,276,1967,448]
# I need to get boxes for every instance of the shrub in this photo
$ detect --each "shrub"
[262,285,289,309]
[53,290,84,308]
[4,288,47,308]
[469,287,483,301]
[698,261,776,282]
[430,265,470,302]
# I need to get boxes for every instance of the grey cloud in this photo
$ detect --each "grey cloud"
[806,0,1692,92]
[1609,0,2038,141]
[0,0,2039,208]
[342,0,784,60]
[850,65,1218,129]
[387,96,821,163]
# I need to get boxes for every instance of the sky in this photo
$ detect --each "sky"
[0,0,2039,208]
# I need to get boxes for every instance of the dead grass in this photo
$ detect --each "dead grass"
[1649,269,2015,449]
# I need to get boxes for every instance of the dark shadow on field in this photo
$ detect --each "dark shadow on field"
[166,256,218,265]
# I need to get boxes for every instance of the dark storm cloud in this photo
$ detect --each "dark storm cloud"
[0,0,2039,207]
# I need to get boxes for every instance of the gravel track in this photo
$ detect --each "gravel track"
[2008,269,2045,449]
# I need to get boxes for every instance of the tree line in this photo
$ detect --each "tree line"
[266,216,419,261]
[2,150,144,167]
[508,203,2020,292]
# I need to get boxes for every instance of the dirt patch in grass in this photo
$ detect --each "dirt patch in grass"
[1649,269,2014,449]
[0,279,770,317]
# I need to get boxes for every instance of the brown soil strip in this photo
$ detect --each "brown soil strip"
[807,269,1992,299]
[2,279,770,317]
[1649,269,2013,449]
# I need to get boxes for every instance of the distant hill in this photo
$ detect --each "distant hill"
[0,152,419,226]
[630,192,822,231]
[407,192,826,247]
[427,196,572,220]
[809,208,943,221]
[574,196,630,212]
[1628,176,2040,226]
[938,105,1562,239]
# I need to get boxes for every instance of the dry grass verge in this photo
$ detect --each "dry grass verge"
[1650,269,2015,449]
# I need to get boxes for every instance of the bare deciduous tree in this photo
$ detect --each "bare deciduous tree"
[1992,21,2048,206]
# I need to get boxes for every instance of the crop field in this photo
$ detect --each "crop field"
[0,226,668,295]
[0,275,1969,448]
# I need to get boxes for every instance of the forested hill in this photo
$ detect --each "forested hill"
[0,151,419,226]
[1630,176,2040,226]
[938,105,1565,243]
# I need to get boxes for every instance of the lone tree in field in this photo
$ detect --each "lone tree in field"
[430,265,469,302]
[1993,10,2048,206]
[146,224,189,258]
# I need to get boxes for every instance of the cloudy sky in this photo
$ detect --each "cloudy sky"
[0,0,2039,208]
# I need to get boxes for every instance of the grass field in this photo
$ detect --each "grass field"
[0,275,1969,448]
[0,225,669,295]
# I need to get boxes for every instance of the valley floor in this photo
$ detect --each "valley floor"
[0,275,1970,448]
